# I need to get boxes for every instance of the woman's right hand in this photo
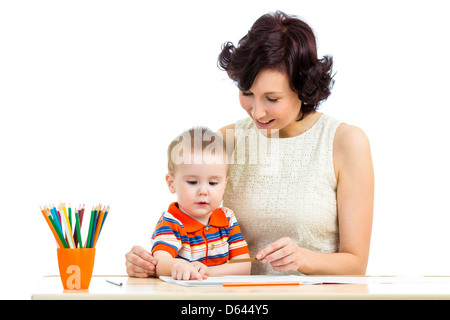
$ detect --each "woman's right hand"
[125,245,158,278]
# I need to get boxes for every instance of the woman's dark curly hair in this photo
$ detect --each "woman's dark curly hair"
[218,11,334,120]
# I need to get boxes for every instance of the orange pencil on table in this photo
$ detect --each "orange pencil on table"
[222,282,301,287]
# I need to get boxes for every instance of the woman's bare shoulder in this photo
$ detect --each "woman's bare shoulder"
[333,123,372,178]
[334,123,370,153]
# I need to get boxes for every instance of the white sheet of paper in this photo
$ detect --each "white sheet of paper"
[159,275,450,287]
[159,275,322,287]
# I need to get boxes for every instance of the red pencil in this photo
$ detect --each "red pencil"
[80,204,85,225]
[73,205,85,247]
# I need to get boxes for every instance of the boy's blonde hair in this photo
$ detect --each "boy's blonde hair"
[167,127,229,176]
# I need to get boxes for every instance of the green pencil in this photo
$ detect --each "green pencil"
[85,208,95,248]
[68,206,72,230]
[75,211,83,249]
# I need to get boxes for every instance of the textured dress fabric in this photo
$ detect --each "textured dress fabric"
[222,113,342,275]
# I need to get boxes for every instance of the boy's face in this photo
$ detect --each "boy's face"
[166,151,228,223]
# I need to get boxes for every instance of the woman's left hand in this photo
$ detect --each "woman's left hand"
[256,237,304,272]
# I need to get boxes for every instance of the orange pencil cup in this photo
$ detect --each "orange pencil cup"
[57,248,95,290]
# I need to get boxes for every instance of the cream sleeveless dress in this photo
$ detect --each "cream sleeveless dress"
[222,113,342,275]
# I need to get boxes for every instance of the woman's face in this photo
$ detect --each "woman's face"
[239,69,303,138]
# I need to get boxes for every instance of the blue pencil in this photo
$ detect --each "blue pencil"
[99,206,109,236]
[50,206,63,235]
[89,207,99,248]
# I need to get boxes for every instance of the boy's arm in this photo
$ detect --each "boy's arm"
[153,250,207,280]
[206,253,252,276]
[153,250,184,277]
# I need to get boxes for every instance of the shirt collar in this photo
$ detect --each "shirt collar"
[167,202,228,232]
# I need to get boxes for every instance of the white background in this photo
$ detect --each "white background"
[1,0,450,299]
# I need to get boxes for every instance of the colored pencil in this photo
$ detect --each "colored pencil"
[106,279,123,287]
[85,207,95,248]
[68,205,72,230]
[61,203,75,248]
[80,205,85,224]
[227,257,258,264]
[75,211,83,249]
[56,207,62,228]
[93,206,105,247]
[40,206,64,248]
[43,205,69,248]
[89,206,99,248]
[222,282,301,287]
[73,205,85,247]
[99,205,109,234]
[40,202,109,249]
[95,205,109,247]
[49,215,69,248]
[49,206,63,235]
[73,208,79,247]
[79,205,85,242]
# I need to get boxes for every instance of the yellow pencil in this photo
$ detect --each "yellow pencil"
[61,203,75,248]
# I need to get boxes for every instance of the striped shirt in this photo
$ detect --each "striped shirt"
[151,202,249,266]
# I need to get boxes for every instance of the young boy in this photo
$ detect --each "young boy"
[151,127,251,280]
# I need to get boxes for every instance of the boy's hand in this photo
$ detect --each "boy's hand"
[171,261,208,281]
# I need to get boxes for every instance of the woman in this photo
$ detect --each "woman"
[125,11,374,276]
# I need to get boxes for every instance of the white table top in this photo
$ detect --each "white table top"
[31,275,450,300]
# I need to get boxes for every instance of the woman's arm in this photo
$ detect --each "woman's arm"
[125,245,158,278]
[330,123,374,274]
[257,124,374,275]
